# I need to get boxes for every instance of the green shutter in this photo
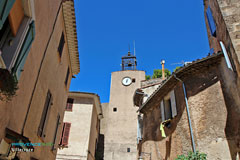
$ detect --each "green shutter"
[0,0,16,29]
[13,21,35,80]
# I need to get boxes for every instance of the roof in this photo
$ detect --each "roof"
[69,91,103,119]
[138,52,223,113]
[62,0,80,75]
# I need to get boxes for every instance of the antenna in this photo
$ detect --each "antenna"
[133,40,136,56]
[128,44,130,52]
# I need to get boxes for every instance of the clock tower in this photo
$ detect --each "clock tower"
[101,50,145,160]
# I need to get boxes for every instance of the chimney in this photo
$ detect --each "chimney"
[161,60,165,80]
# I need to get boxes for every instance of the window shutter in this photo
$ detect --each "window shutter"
[13,21,35,80]
[160,100,165,122]
[58,32,65,58]
[0,0,16,29]
[206,6,216,36]
[170,90,177,117]
[65,67,70,86]
[52,114,60,150]
[66,98,74,111]
[38,91,52,138]
[62,122,71,146]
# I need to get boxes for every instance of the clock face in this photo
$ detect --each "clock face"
[122,77,132,86]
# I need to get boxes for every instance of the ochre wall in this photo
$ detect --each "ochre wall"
[0,0,73,159]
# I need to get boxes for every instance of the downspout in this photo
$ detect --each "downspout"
[173,74,196,153]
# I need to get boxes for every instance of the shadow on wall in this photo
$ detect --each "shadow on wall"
[95,134,104,160]
[219,67,240,159]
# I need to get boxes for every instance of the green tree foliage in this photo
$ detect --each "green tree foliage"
[175,151,207,160]
[145,75,151,80]
[152,69,171,79]
[173,66,181,72]
[0,69,18,101]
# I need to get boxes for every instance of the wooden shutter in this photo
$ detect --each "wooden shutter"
[62,122,71,146]
[13,21,35,80]
[66,98,74,111]
[206,6,216,36]
[38,91,52,138]
[52,114,60,150]
[0,0,16,29]
[160,100,165,122]
[64,67,70,86]
[58,32,65,57]
[170,90,177,117]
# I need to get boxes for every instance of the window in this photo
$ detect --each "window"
[160,90,177,122]
[38,91,52,138]
[132,78,136,83]
[164,99,172,120]
[66,98,74,111]
[127,148,130,152]
[113,107,117,112]
[206,6,216,36]
[0,0,16,30]
[52,114,60,151]
[65,67,70,86]
[59,122,71,146]
[0,16,35,80]
[58,32,65,58]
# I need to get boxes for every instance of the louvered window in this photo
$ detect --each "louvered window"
[66,98,74,111]
[60,122,71,146]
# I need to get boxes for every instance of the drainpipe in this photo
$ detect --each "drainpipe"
[220,41,233,71]
[173,74,196,153]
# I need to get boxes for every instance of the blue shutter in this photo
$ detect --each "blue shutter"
[206,6,216,36]
[13,21,35,80]
[0,0,16,29]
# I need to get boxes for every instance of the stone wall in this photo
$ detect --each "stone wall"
[102,70,145,160]
[204,0,240,158]
[140,66,231,160]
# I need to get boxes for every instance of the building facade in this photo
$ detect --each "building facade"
[56,92,103,160]
[100,52,145,160]
[135,53,234,160]
[0,0,79,159]
[203,0,240,158]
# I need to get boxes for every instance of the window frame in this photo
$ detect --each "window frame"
[38,90,52,139]
[65,67,70,86]
[206,6,216,36]
[59,122,71,146]
[51,114,60,151]
[65,98,74,111]
[58,32,65,58]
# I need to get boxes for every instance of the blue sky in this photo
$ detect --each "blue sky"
[70,0,210,103]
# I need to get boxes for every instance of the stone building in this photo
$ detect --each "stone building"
[203,0,240,158]
[0,0,79,159]
[56,92,103,160]
[134,53,234,160]
[100,51,145,160]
